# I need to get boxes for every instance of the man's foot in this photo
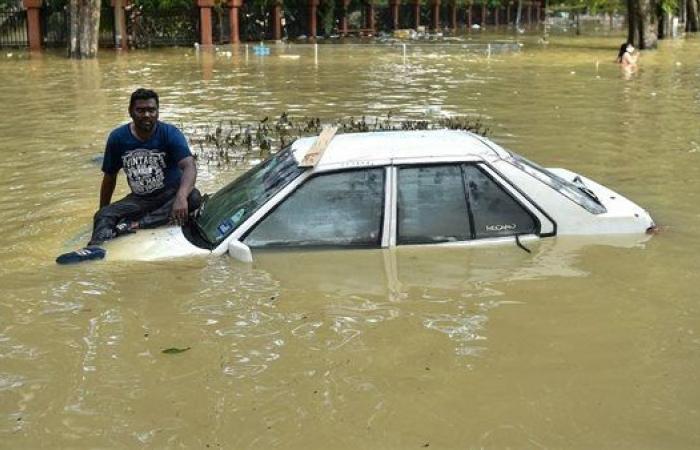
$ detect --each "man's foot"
[56,247,106,265]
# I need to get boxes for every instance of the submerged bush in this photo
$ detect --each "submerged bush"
[184,112,490,167]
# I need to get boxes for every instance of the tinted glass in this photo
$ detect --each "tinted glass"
[195,148,304,244]
[244,168,384,248]
[463,165,537,238]
[397,165,472,244]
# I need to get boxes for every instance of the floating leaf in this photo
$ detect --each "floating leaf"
[162,347,191,354]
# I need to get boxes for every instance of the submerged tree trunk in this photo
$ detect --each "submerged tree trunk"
[575,11,581,35]
[688,0,699,31]
[658,11,671,38]
[627,0,657,49]
[69,0,101,58]
[627,0,634,39]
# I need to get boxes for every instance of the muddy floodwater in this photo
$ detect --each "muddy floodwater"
[1,33,699,448]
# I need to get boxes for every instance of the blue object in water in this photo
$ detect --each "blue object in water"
[253,44,270,56]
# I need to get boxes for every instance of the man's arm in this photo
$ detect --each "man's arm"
[99,172,118,208]
[171,156,197,225]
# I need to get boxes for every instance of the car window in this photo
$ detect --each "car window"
[397,165,472,245]
[244,168,385,248]
[195,148,305,245]
[506,153,607,214]
[463,165,538,238]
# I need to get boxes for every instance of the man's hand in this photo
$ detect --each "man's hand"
[171,194,189,226]
[172,156,197,226]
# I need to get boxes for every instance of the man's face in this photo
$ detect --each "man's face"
[130,98,159,133]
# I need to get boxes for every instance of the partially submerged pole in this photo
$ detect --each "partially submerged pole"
[431,0,441,31]
[390,0,401,30]
[111,0,128,50]
[228,0,242,44]
[308,0,319,40]
[340,0,351,36]
[272,0,282,41]
[413,0,421,29]
[22,0,42,51]
[197,0,214,46]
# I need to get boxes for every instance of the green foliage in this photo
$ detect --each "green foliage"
[0,0,22,9]
[658,0,677,14]
[550,0,625,14]
[246,0,276,9]
[470,0,505,7]
[318,0,336,35]
[134,0,194,10]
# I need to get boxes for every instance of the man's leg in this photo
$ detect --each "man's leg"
[57,191,176,265]
[88,193,164,246]
[138,188,203,229]
[57,198,142,264]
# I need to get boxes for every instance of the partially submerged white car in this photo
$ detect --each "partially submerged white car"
[104,129,655,262]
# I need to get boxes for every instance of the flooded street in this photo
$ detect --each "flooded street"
[1,34,700,448]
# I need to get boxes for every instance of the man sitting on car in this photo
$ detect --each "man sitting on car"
[57,88,201,264]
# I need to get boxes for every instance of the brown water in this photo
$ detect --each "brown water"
[1,34,700,448]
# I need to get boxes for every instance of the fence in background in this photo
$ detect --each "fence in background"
[0,8,28,48]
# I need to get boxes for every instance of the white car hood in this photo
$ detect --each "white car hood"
[102,225,210,261]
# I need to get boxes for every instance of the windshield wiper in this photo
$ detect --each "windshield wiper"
[573,176,603,205]
[195,193,209,219]
[190,194,216,248]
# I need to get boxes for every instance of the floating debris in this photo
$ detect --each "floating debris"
[184,112,490,168]
[162,347,192,354]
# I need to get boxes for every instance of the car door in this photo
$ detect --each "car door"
[241,167,386,249]
[392,163,548,247]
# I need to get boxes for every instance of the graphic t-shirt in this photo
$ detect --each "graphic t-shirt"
[101,122,191,196]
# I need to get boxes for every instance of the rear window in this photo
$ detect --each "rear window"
[463,165,538,238]
[506,154,607,214]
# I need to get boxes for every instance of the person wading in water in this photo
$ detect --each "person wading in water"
[57,88,201,264]
[617,42,639,68]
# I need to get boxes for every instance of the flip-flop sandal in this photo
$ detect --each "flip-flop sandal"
[56,247,106,265]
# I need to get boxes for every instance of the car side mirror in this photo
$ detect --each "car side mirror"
[227,239,253,263]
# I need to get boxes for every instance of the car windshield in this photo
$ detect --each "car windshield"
[506,153,607,214]
[195,148,305,245]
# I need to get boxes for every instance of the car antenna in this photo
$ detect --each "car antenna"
[515,234,532,254]
[298,126,338,168]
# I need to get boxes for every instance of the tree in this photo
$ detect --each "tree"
[69,0,101,58]
[688,0,699,31]
[627,0,657,48]
[514,0,523,29]
[658,0,676,37]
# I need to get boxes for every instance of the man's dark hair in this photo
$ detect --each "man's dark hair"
[129,88,159,110]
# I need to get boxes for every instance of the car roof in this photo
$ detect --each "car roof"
[290,129,510,171]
